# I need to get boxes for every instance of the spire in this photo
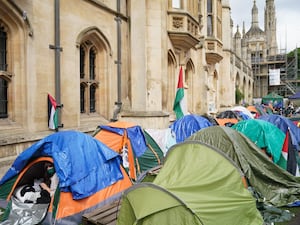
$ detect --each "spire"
[242,21,245,36]
[251,0,259,27]
[234,25,241,39]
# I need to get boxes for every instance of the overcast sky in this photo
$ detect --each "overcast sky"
[230,0,300,53]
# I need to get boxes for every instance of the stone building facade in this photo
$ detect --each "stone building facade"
[0,0,253,176]
[232,0,282,98]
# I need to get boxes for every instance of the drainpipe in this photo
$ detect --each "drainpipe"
[49,0,63,129]
[111,0,122,121]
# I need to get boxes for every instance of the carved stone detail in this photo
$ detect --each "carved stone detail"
[173,17,183,29]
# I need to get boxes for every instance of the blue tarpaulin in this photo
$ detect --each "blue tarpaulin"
[170,114,213,143]
[0,131,123,200]
[99,125,147,157]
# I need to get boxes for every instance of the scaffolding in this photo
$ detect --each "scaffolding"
[252,47,299,98]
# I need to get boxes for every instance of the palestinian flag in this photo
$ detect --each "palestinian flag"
[48,93,58,130]
[173,66,188,119]
[279,129,300,176]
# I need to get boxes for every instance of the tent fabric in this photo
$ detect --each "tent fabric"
[247,105,261,118]
[99,122,147,157]
[259,114,300,151]
[188,126,300,207]
[136,130,165,175]
[281,130,300,176]
[215,118,239,127]
[288,91,300,99]
[152,142,263,225]
[0,132,133,225]
[117,142,263,225]
[262,92,283,108]
[201,114,219,126]
[216,110,241,119]
[231,106,254,119]
[169,114,212,143]
[144,128,176,155]
[248,105,269,117]
[117,183,204,225]
[0,131,123,200]
[94,121,156,180]
[215,110,242,126]
[232,119,285,163]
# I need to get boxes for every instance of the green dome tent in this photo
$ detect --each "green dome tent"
[188,126,300,207]
[117,141,263,225]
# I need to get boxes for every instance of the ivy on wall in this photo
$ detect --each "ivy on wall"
[235,87,244,104]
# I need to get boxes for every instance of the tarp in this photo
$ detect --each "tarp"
[0,131,133,225]
[117,141,263,225]
[94,121,153,180]
[98,121,147,157]
[0,131,123,199]
[169,114,212,143]
[188,126,300,207]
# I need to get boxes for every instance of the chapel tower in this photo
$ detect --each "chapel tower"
[264,0,278,55]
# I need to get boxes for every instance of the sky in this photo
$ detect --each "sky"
[230,0,300,53]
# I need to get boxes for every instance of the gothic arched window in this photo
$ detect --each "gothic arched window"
[0,26,8,118]
[0,77,8,118]
[80,43,99,115]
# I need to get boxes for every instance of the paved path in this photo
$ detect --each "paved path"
[287,212,300,225]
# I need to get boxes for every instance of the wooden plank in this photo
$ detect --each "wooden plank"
[96,205,121,224]
[88,205,120,223]
[83,201,120,219]
[82,199,122,225]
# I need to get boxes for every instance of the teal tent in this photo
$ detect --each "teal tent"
[117,141,263,225]
[232,119,285,164]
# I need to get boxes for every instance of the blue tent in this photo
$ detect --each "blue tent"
[170,114,213,143]
[0,130,123,199]
[259,114,300,151]
[288,91,300,100]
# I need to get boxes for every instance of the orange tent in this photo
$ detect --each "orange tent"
[94,121,149,180]
[247,105,260,118]
[0,130,133,225]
